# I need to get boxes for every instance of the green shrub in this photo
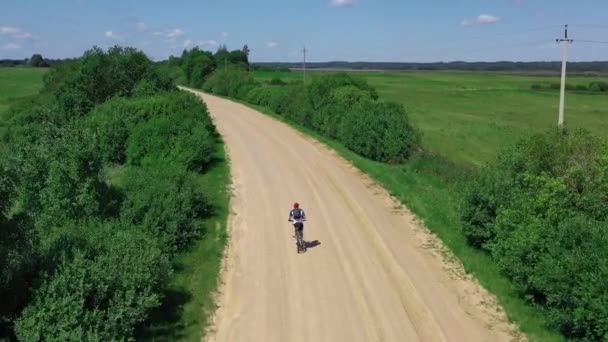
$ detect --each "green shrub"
[268,78,287,86]
[53,46,174,117]
[308,73,378,110]
[87,91,215,165]
[575,84,588,91]
[530,84,543,90]
[550,83,561,90]
[461,130,608,340]
[181,48,216,88]
[589,81,608,92]
[338,101,419,162]
[203,68,257,98]
[120,164,210,252]
[316,85,374,138]
[282,85,314,126]
[245,86,289,114]
[127,114,215,172]
[16,221,169,341]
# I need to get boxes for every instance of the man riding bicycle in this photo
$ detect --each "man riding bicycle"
[288,202,307,252]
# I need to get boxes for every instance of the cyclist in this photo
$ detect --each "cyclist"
[288,202,306,251]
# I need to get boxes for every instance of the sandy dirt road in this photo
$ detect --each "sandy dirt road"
[185,88,521,342]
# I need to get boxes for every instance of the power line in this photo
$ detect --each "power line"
[577,39,608,45]
[302,45,307,84]
[556,24,573,130]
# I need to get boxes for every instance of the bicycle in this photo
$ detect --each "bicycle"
[289,219,306,253]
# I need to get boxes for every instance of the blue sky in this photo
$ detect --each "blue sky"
[1,0,608,62]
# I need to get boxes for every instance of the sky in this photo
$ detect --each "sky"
[1,0,608,62]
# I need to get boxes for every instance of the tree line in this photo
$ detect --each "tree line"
[257,61,608,73]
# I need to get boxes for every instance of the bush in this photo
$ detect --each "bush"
[127,114,215,172]
[54,46,174,117]
[308,73,378,110]
[120,164,210,252]
[530,84,543,90]
[181,48,216,88]
[87,91,215,165]
[268,78,287,86]
[461,130,608,340]
[203,68,257,98]
[589,81,608,92]
[282,85,314,126]
[15,221,169,341]
[315,85,374,138]
[575,84,588,91]
[338,101,419,162]
[245,86,289,114]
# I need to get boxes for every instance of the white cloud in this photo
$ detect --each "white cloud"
[0,42,20,50]
[105,30,114,38]
[0,26,33,40]
[0,26,20,34]
[266,41,278,48]
[461,14,501,26]
[221,31,229,38]
[200,40,219,48]
[14,32,32,39]
[329,0,355,7]
[183,39,192,48]
[153,28,185,41]
[135,22,147,33]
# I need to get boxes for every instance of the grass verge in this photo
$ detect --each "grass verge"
[212,92,565,342]
[138,143,230,341]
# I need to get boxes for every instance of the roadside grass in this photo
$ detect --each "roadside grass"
[0,67,48,113]
[215,92,566,342]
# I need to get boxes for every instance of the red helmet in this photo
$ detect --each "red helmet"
[293,202,299,208]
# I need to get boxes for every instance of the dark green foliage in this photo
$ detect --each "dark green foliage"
[127,114,215,171]
[1,45,221,339]
[53,46,174,117]
[282,85,314,126]
[268,77,287,86]
[338,100,419,162]
[307,73,378,110]
[575,84,588,91]
[245,86,289,114]
[203,68,257,98]
[530,84,542,90]
[29,54,48,68]
[15,221,169,341]
[86,92,215,165]
[182,48,216,88]
[121,164,210,252]
[461,130,608,340]
[42,61,79,93]
[589,81,608,92]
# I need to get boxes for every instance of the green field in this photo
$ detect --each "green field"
[255,70,608,166]
[0,67,48,113]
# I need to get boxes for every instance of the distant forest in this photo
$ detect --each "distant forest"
[0,55,75,67]
[4,55,608,73]
[255,61,608,73]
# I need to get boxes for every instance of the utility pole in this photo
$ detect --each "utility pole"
[302,45,307,84]
[556,24,573,129]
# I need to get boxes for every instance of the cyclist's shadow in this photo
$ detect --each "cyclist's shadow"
[303,240,321,249]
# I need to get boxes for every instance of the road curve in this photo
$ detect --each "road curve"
[185,88,521,342]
